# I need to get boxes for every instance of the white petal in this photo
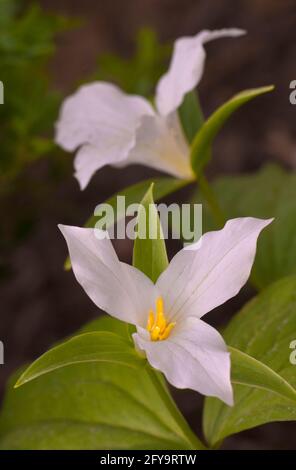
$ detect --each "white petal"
[55,82,153,188]
[127,112,194,180]
[156,28,246,116]
[156,217,273,322]
[73,144,114,190]
[59,225,157,325]
[134,316,233,405]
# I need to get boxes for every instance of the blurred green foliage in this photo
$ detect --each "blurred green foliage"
[93,28,170,98]
[0,16,170,193]
[0,0,77,274]
[0,0,72,193]
[0,6,171,263]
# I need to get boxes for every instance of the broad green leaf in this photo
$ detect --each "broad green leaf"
[133,184,168,282]
[190,86,274,176]
[0,316,203,450]
[80,315,129,337]
[14,332,144,388]
[203,276,296,447]
[230,347,296,402]
[178,91,204,143]
[65,177,191,270]
[198,163,296,290]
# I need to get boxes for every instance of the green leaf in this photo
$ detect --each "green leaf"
[230,346,296,402]
[203,276,296,447]
[133,184,168,282]
[14,332,143,388]
[80,315,129,337]
[190,86,274,176]
[178,91,204,143]
[198,163,296,290]
[0,316,203,450]
[65,177,191,270]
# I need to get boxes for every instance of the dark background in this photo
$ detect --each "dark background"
[1,0,296,449]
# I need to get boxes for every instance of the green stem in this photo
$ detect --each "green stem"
[146,366,206,450]
[178,90,226,228]
[198,173,226,228]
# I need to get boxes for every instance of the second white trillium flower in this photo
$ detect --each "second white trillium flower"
[59,217,272,405]
[55,28,245,189]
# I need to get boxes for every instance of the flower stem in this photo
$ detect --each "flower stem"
[180,90,226,228]
[198,173,226,228]
[146,365,206,450]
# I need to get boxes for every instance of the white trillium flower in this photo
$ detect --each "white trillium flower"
[55,28,245,190]
[59,216,272,405]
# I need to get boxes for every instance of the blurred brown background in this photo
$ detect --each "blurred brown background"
[1,0,296,449]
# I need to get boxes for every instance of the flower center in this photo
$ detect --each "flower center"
[146,297,176,341]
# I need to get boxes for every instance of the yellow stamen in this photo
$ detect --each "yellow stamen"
[155,297,166,333]
[156,297,163,315]
[147,310,155,332]
[151,326,161,341]
[159,322,176,341]
[146,297,176,341]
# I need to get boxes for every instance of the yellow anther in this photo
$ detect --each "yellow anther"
[156,310,166,332]
[147,310,155,332]
[151,326,161,341]
[156,297,164,315]
[159,322,176,341]
[155,296,166,332]
[146,297,176,341]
